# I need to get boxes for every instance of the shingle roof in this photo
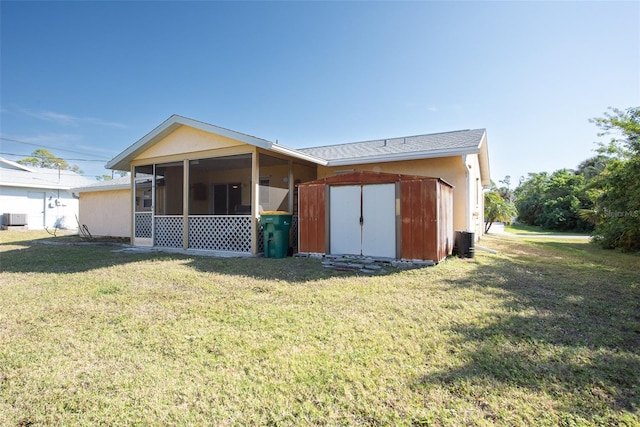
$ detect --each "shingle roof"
[298,129,486,163]
[0,161,93,190]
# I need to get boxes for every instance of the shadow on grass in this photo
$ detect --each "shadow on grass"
[415,239,640,418]
[0,237,397,283]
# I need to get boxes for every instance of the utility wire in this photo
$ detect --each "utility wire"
[0,151,107,162]
[0,137,112,160]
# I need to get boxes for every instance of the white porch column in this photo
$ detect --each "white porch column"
[251,150,260,255]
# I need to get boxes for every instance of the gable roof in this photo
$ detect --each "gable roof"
[106,115,327,171]
[0,158,93,190]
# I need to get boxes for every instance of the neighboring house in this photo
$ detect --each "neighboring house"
[0,157,93,230]
[79,114,490,258]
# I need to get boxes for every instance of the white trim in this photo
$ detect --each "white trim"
[0,157,33,172]
[0,181,77,191]
[268,143,328,166]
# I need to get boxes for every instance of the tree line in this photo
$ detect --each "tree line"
[17,148,126,181]
[485,107,639,251]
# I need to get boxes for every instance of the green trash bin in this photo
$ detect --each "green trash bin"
[259,211,292,258]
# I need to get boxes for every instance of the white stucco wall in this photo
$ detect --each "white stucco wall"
[0,186,80,229]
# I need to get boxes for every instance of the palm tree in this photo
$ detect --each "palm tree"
[484,191,517,233]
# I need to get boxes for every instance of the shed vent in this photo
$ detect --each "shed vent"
[3,213,28,226]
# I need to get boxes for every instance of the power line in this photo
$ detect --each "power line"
[0,137,112,160]
[0,152,107,162]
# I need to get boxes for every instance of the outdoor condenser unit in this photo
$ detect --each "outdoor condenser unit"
[3,213,28,226]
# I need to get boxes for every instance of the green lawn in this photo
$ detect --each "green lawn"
[504,223,591,236]
[1,231,638,426]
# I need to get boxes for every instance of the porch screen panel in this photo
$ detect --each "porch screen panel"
[188,154,253,252]
[155,163,183,216]
[258,154,289,212]
[134,165,153,239]
[154,162,183,248]
[188,155,252,215]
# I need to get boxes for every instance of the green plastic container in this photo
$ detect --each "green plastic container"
[259,211,292,258]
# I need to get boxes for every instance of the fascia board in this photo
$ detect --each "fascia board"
[268,143,328,166]
[0,158,33,172]
[325,146,482,167]
[0,181,74,190]
[477,131,491,187]
[75,183,130,193]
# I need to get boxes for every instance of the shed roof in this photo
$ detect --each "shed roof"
[299,170,454,188]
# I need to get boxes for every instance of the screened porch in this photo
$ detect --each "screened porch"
[132,152,316,255]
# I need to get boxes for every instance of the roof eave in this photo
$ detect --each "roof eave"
[0,181,76,190]
[477,131,491,187]
[325,146,482,167]
[268,143,328,166]
[75,183,131,192]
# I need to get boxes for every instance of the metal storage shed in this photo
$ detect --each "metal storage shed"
[297,171,454,263]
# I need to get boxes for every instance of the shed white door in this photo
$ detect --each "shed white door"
[329,185,362,256]
[362,184,396,258]
[329,184,396,258]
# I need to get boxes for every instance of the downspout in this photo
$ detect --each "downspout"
[462,155,472,232]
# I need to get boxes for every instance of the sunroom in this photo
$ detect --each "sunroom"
[107,115,322,255]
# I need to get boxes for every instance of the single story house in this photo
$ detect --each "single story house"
[78,115,490,258]
[0,157,93,230]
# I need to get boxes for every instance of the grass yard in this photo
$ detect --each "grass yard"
[504,223,591,236]
[0,231,638,426]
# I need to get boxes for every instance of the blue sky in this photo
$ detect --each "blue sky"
[1,1,638,184]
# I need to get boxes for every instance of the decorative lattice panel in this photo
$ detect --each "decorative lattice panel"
[290,215,299,253]
[135,213,152,238]
[154,216,184,248]
[188,216,252,253]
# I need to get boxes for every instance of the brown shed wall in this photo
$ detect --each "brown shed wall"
[298,183,326,253]
[401,179,437,261]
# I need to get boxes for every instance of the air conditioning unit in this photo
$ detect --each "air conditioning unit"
[3,213,28,226]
